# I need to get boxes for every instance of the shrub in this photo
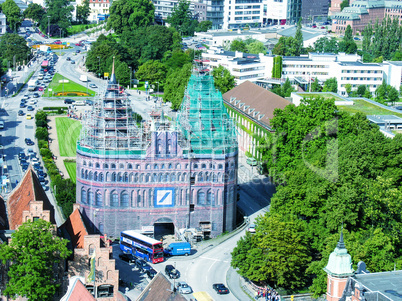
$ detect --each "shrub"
[36,119,47,128]
[38,140,49,150]
[35,127,49,141]
[40,148,52,159]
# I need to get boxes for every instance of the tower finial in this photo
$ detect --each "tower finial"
[112,56,115,75]
[109,56,117,84]
[337,223,345,249]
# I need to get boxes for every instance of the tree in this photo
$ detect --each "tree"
[0,219,71,301]
[163,50,192,70]
[294,18,303,56]
[271,56,282,79]
[314,37,339,53]
[322,77,338,93]
[76,0,90,24]
[23,3,45,24]
[195,20,212,32]
[0,33,30,68]
[2,0,22,32]
[272,37,286,56]
[163,63,192,110]
[310,77,321,92]
[115,60,131,86]
[44,0,74,33]
[246,41,267,54]
[135,60,168,86]
[107,0,154,34]
[212,65,235,94]
[230,39,247,52]
[340,0,349,10]
[35,127,49,140]
[388,86,399,104]
[345,83,352,96]
[167,0,198,36]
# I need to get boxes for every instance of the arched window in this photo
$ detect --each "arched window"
[110,191,118,207]
[176,163,181,169]
[171,173,176,182]
[99,173,104,182]
[140,174,144,182]
[213,173,217,183]
[158,173,163,182]
[89,171,93,181]
[177,173,181,182]
[163,173,168,182]
[201,163,206,169]
[121,191,129,207]
[123,173,129,182]
[161,164,165,169]
[168,163,172,169]
[206,172,211,182]
[111,172,116,182]
[154,164,158,170]
[218,164,223,169]
[127,163,133,169]
[118,163,123,169]
[96,191,103,206]
[137,192,142,207]
[81,169,84,179]
[83,161,87,166]
[117,173,123,182]
[197,190,205,205]
[103,163,109,169]
[145,164,150,170]
[207,190,214,205]
[94,172,98,182]
[85,170,88,180]
[152,173,157,182]
[111,163,116,169]
[129,173,134,182]
[89,162,93,167]
[134,173,139,182]
[95,163,100,168]
[198,172,204,182]
[81,188,87,204]
[182,173,187,182]
[88,190,94,205]
[194,163,198,169]
[136,164,140,169]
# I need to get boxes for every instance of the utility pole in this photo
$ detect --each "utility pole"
[129,66,132,89]
[47,16,50,37]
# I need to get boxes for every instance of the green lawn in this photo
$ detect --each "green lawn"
[64,161,76,183]
[56,117,82,157]
[45,73,96,97]
[298,92,345,101]
[338,98,402,118]
[66,23,99,35]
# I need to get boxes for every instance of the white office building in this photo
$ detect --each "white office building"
[0,13,6,35]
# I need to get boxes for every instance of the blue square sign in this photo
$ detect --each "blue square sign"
[154,188,175,208]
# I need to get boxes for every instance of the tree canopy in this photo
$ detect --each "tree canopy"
[212,65,236,94]
[0,33,30,69]
[167,0,198,36]
[163,62,192,110]
[232,96,402,294]
[76,0,90,24]
[23,3,46,24]
[107,0,155,34]
[0,219,71,301]
[2,0,22,32]
[44,0,74,33]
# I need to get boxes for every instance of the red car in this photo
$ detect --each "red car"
[38,87,44,91]
[54,40,62,44]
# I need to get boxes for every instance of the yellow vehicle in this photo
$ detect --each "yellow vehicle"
[26,114,32,120]
[193,291,214,301]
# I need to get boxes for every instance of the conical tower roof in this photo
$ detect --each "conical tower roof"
[324,230,354,277]
[109,57,117,84]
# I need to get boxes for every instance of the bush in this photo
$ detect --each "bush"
[42,107,68,111]
[38,140,49,150]
[35,127,49,141]
[36,119,47,128]
[40,148,52,159]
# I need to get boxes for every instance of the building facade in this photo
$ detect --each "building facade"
[76,67,238,239]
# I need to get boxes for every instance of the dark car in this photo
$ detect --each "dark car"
[33,93,39,98]
[20,103,26,108]
[66,57,71,61]
[165,264,180,279]
[71,60,75,64]
[18,110,24,116]
[85,99,94,105]
[21,162,29,171]
[19,158,27,166]
[18,151,25,159]
[135,259,151,272]
[27,106,34,111]
[38,170,47,178]
[118,253,136,265]
[64,98,75,104]
[212,283,229,294]
[76,50,81,53]
[146,268,157,279]
[25,138,34,145]
[396,106,402,110]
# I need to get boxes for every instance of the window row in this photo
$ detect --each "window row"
[81,161,235,170]
[80,170,236,183]
[80,187,235,208]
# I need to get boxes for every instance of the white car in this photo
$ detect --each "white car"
[247,224,256,233]
[176,282,192,294]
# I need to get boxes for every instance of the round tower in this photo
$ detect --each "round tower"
[324,231,354,301]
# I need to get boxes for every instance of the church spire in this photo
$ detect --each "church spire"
[109,56,117,84]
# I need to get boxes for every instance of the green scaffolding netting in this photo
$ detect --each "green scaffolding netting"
[177,74,237,155]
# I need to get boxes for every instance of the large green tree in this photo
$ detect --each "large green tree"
[294,18,303,56]
[107,0,154,34]
[2,0,22,32]
[246,41,267,54]
[163,62,192,110]
[0,33,30,69]
[0,219,71,301]
[167,0,198,36]
[212,65,235,94]
[135,60,168,87]
[44,0,74,33]
[23,3,46,24]
[322,77,338,93]
[230,39,247,52]
[195,20,212,32]
[76,0,90,24]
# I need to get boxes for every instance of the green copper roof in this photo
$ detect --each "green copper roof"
[324,231,354,277]
[177,74,238,155]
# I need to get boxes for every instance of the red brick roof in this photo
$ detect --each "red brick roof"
[6,166,56,230]
[137,272,187,301]
[61,207,88,249]
[222,81,290,129]
[64,277,95,301]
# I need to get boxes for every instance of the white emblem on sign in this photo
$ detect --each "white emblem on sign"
[156,190,173,206]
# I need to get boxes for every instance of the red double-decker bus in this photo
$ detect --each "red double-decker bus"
[120,230,164,263]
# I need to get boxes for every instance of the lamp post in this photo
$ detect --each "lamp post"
[129,66,132,89]
[97,56,101,77]
[47,16,50,37]
[59,28,62,57]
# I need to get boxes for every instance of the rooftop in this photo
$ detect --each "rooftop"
[278,26,325,41]
[354,270,402,301]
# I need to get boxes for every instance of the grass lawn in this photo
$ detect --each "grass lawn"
[64,161,76,183]
[45,73,96,97]
[66,24,98,35]
[56,117,82,157]
[338,98,402,118]
[298,92,345,101]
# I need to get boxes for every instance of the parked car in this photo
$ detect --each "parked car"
[176,282,193,294]
[89,84,97,88]
[246,157,258,166]
[18,110,24,116]
[26,114,32,120]
[118,253,136,265]
[27,106,34,111]
[25,138,34,145]
[38,86,44,91]
[66,57,71,61]
[33,92,40,98]
[146,268,157,280]
[22,94,30,100]
[71,60,75,64]
[247,223,256,233]
[18,151,25,159]
[76,50,81,53]
[135,259,151,272]
[20,103,26,108]
[85,99,94,105]
[165,264,180,279]
[212,283,229,294]
[64,98,75,104]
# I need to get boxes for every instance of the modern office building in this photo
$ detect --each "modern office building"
[76,64,238,239]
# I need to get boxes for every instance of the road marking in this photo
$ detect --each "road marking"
[199,256,229,263]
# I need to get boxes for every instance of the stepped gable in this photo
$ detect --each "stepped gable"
[6,166,55,230]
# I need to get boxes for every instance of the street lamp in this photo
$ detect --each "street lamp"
[97,56,101,77]
[129,66,132,89]
[59,28,62,57]
[47,16,50,37]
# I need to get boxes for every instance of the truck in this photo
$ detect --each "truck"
[27,79,37,91]
[39,45,51,52]
[79,75,88,82]
[164,242,191,256]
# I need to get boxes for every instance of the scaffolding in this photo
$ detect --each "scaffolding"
[177,73,238,156]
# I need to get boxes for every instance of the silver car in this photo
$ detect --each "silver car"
[176,281,193,294]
